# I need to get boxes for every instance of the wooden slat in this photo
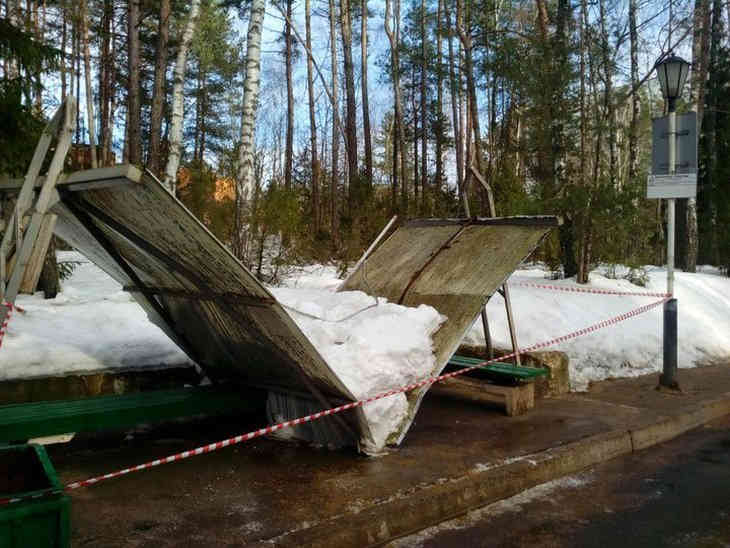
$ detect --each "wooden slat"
[2,98,75,302]
[0,164,142,193]
[19,214,56,293]
[404,216,561,228]
[430,377,535,416]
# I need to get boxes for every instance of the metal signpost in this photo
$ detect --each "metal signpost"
[649,53,692,389]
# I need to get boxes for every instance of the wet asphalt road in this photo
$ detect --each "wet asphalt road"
[390,415,730,548]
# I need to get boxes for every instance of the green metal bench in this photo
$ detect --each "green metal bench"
[447,355,548,382]
[0,386,258,443]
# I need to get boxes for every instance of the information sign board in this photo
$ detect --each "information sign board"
[647,173,697,199]
[651,112,697,175]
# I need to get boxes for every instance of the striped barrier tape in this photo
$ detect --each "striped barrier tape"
[0,296,669,507]
[0,301,21,349]
[510,281,670,299]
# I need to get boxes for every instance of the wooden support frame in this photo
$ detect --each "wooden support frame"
[1,97,77,304]
[463,161,528,367]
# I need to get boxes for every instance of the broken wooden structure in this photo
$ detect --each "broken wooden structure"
[0,100,560,449]
[1,97,76,303]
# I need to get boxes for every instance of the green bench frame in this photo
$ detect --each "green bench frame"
[447,355,547,382]
[0,386,257,443]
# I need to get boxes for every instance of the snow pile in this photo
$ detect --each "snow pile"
[1,252,191,380]
[270,286,445,451]
[463,265,730,390]
[1,252,446,451]
[3,250,729,440]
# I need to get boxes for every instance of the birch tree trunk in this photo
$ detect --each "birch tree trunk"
[447,6,465,215]
[577,0,591,283]
[148,0,170,176]
[60,0,67,101]
[435,0,444,201]
[80,0,97,168]
[458,0,495,215]
[233,0,265,261]
[686,0,711,272]
[162,0,201,194]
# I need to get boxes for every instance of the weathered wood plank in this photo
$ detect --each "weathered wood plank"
[404,216,561,228]
[430,377,535,416]
[19,214,56,293]
[0,164,141,193]
[340,218,556,443]
[3,98,75,302]
[46,165,363,442]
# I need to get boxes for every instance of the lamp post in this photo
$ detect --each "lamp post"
[655,52,690,389]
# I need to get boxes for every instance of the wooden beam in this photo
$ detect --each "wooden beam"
[19,214,57,293]
[404,216,561,228]
[0,165,142,193]
[123,286,276,308]
[430,376,534,416]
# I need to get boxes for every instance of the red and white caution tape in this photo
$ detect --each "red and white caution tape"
[0,301,20,349]
[510,281,670,299]
[0,296,669,506]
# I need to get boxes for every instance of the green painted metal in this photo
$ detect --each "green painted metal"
[0,444,70,548]
[447,355,548,381]
[0,386,259,443]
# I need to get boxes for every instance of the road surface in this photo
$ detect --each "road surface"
[390,415,730,547]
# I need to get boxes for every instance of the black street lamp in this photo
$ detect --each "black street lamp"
[654,51,690,391]
[655,52,691,112]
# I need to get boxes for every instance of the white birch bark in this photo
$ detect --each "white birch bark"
[162,0,201,194]
[233,0,266,260]
[80,0,97,168]
[686,0,710,272]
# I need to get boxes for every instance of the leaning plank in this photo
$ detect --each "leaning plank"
[19,214,56,293]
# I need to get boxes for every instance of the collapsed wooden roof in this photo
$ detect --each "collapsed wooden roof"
[2,165,558,448]
[340,216,558,444]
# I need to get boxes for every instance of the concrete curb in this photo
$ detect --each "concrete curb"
[630,392,730,451]
[262,392,730,547]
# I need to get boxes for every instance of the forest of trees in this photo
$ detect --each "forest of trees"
[1,0,728,284]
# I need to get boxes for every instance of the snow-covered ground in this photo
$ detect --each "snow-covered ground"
[464,264,730,390]
[2,254,729,398]
[1,251,192,380]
